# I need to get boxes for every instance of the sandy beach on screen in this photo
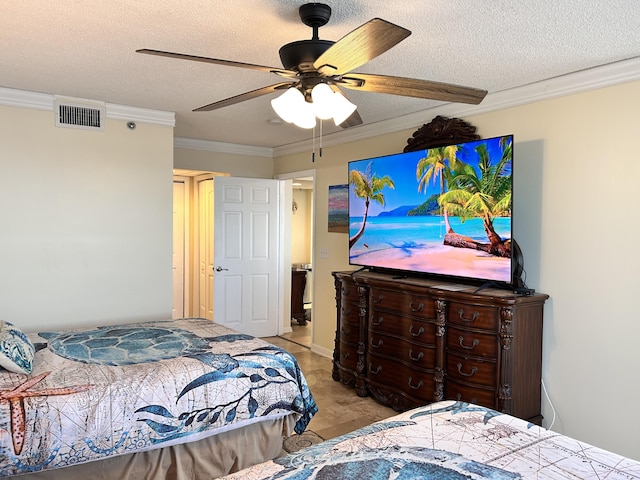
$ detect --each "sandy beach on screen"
[353,244,510,281]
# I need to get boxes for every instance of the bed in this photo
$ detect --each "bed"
[0,318,317,478]
[221,400,640,479]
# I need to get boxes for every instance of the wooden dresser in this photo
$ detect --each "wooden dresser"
[332,270,548,423]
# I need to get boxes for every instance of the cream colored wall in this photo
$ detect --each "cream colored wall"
[174,146,273,178]
[274,80,640,461]
[0,104,174,331]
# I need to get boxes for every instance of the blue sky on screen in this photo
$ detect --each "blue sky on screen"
[348,136,511,217]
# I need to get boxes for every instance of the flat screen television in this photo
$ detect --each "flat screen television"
[348,134,526,290]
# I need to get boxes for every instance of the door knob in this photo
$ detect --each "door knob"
[215,266,229,272]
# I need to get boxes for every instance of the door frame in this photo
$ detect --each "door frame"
[275,169,316,339]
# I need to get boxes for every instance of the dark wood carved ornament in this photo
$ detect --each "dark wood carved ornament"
[404,115,479,152]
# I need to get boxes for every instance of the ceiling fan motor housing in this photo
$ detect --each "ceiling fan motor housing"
[279,39,334,72]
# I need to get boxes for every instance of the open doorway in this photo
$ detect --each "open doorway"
[172,169,314,346]
[276,170,315,348]
[172,169,228,320]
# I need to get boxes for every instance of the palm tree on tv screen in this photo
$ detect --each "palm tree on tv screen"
[349,162,394,249]
[439,137,513,257]
[415,145,465,234]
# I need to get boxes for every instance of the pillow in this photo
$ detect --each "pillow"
[0,321,35,374]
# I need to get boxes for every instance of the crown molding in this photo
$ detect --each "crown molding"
[273,55,640,157]
[106,103,175,126]
[173,137,273,158]
[0,87,52,111]
[0,87,175,127]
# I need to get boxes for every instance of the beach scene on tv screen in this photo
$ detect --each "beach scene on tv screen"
[348,135,513,283]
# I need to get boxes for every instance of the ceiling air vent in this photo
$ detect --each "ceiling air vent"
[54,98,105,131]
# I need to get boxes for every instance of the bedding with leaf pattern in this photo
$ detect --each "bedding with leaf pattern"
[0,318,317,477]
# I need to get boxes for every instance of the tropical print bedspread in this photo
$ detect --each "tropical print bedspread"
[223,400,640,479]
[0,318,317,477]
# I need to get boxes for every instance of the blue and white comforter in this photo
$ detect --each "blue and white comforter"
[0,318,317,477]
[223,400,640,479]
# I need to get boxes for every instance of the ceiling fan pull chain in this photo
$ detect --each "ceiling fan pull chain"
[311,124,316,163]
[319,120,323,158]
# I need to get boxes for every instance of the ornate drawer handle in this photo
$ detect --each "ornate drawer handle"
[370,338,383,348]
[341,352,350,360]
[408,376,423,390]
[408,349,423,361]
[372,294,384,304]
[458,336,480,350]
[409,325,424,337]
[409,301,424,312]
[341,326,351,336]
[456,363,478,377]
[369,364,382,375]
[372,317,384,326]
[458,309,479,323]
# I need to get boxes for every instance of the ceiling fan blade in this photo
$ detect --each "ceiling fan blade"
[136,49,298,78]
[313,18,410,76]
[340,73,487,105]
[194,82,295,112]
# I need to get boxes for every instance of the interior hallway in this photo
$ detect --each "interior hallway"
[264,336,395,440]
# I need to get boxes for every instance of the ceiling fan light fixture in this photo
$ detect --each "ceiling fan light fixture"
[292,99,317,129]
[272,83,357,129]
[331,91,357,126]
[271,87,306,124]
[310,82,336,120]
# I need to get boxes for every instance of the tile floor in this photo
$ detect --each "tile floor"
[278,322,311,348]
[264,336,396,440]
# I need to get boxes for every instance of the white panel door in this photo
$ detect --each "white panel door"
[213,177,279,337]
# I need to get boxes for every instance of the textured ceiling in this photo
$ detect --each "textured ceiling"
[2,1,640,150]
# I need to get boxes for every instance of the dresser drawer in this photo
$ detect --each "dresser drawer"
[368,332,436,369]
[367,354,436,402]
[369,311,436,345]
[339,321,359,343]
[447,302,499,331]
[445,379,496,408]
[446,351,496,387]
[339,303,360,324]
[446,326,497,358]
[339,340,358,371]
[340,279,360,304]
[369,287,436,319]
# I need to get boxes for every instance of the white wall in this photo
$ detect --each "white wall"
[274,79,640,461]
[0,104,174,331]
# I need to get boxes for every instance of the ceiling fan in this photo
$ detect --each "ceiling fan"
[137,3,487,129]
